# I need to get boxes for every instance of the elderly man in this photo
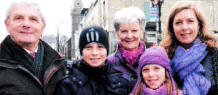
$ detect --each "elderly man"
[0,1,65,95]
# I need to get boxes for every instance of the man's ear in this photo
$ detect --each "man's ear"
[42,24,46,31]
[5,20,9,28]
[4,20,10,33]
[41,24,46,34]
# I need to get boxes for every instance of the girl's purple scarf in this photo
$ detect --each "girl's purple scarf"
[132,76,177,95]
[131,79,178,95]
[141,84,168,95]
[119,41,145,66]
[171,38,211,95]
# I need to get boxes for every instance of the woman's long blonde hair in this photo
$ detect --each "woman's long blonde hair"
[160,1,218,59]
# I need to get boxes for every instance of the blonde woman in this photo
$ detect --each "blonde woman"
[160,1,218,95]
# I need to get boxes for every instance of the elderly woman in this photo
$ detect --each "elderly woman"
[107,7,146,92]
[160,1,218,95]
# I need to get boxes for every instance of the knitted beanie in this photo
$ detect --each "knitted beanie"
[138,46,171,73]
[133,47,177,94]
[79,26,109,55]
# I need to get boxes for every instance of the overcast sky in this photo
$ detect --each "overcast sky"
[0,0,73,42]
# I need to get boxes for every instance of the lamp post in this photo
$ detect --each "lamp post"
[151,0,164,33]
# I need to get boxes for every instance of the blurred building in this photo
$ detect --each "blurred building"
[161,0,218,32]
[42,35,56,49]
[62,0,218,59]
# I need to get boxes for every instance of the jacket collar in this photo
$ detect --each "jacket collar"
[68,60,108,87]
[43,58,65,86]
[0,36,35,72]
[114,45,141,68]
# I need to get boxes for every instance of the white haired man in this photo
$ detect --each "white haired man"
[0,1,65,95]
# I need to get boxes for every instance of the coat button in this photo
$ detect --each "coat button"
[72,77,76,81]
[117,82,121,86]
[78,81,83,85]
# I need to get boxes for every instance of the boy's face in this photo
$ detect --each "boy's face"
[82,43,107,68]
[142,64,166,89]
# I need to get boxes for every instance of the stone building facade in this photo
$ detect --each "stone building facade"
[68,0,218,58]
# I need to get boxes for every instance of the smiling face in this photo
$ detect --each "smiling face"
[5,3,45,47]
[142,64,166,89]
[173,9,199,46]
[82,43,107,68]
[116,22,143,52]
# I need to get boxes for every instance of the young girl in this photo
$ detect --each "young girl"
[132,47,181,95]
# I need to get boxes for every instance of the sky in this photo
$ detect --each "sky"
[0,0,73,42]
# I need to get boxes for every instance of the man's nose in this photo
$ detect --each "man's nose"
[22,19,31,29]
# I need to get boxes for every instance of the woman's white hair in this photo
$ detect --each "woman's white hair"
[113,7,146,32]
